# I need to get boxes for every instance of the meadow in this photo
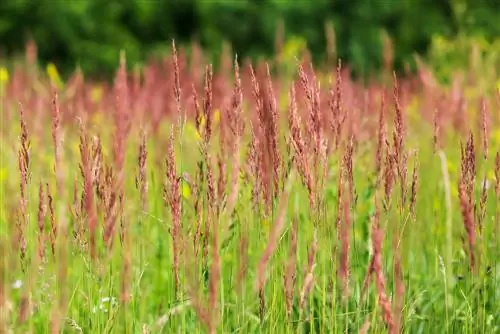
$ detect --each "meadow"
[0,41,499,333]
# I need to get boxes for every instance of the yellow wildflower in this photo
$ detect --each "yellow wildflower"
[0,167,7,183]
[185,122,202,142]
[492,128,500,146]
[213,109,221,125]
[432,197,441,211]
[91,86,103,102]
[0,67,9,84]
[182,182,191,199]
[46,63,64,89]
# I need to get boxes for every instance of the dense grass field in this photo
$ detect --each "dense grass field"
[0,44,499,334]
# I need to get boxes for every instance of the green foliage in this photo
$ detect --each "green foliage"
[427,34,500,86]
[0,0,498,77]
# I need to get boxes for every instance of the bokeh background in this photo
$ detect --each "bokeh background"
[0,0,499,79]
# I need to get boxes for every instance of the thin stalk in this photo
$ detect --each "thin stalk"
[439,151,453,332]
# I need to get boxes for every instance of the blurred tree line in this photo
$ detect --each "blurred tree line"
[0,0,498,78]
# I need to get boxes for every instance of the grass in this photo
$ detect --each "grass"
[0,43,499,333]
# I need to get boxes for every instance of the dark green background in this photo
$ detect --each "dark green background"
[0,0,498,78]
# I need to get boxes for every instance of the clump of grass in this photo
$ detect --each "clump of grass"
[0,39,498,334]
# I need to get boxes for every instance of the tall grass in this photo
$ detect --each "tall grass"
[0,41,499,333]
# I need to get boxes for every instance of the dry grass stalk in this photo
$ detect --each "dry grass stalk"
[336,162,344,234]
[392,73,407,203]
[192,84,205,257]
[71,175,83,241]
[329,60,346,150]
[344,136,355,204]
[51,88,63,196]
[51,206,68,334]
[288,84,314,209]
[136,129,148,212]
[478,176,488,230]
[360,257,375,302]
[398,147,409,206]
[172,40,182,116]
[249,64,276,209]
[181,232,211,331]
[433,107,441,153]
[480,98,488,160]
[195,65,216,267]
[121,218,131,303]
[460,131,476,203]
[18,293,29,324]
[226,56,244,215]
[248,125,262,210]
[284,216,298,317]
[371,201,395,332]
[299,231,318,309]
[256,170,294,292]
[459,178,476,272]
[113,53,130,173]
[384,141,396,208]
[203,64,214,145]
[264,64,281,200]
[259,286,265,322]
[203,64,215,197]
[359,318,371,334]
[338,172,352,299]
[47,184,56,257]
[393,256,405,334]
[237,232,248,296]
[248,67,265,207]
[78,119,97,259]
[297,61,322,166]
[92,136,104,207]
[298,61,328,214]
[409,154,419,219]
[193,84,203,137]
[37,182,47,261]
[17,102,30,261]
[376,92,386,174]
[193,165,204,257]
[496,151,500,197]
[453,86,467,135]
[163,127,182,294]
[217,146,226,215]
[205,154,217,264]
[103,166,120,248]
[207,193,220,334]
[106,53,130,250]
